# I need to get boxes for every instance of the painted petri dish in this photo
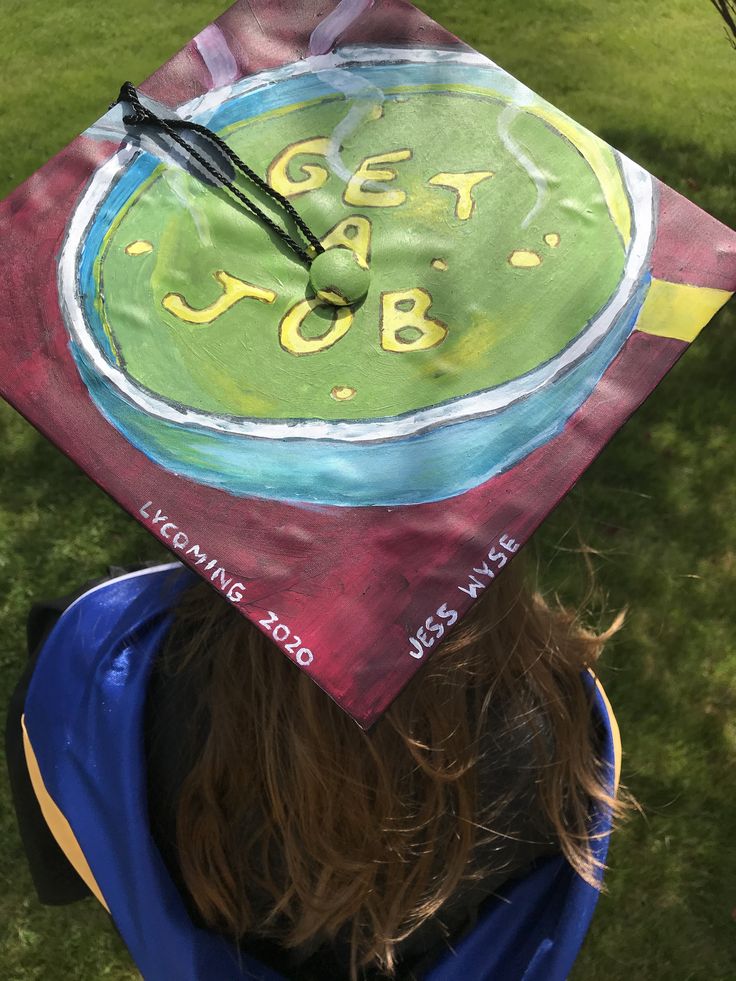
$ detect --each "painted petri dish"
[60,47,654,506]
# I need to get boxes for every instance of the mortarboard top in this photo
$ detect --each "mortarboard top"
[0,0,734,729]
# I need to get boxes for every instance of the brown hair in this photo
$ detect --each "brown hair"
[160,555,638,979]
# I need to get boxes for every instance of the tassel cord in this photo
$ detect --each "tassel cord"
[116,82,325,266]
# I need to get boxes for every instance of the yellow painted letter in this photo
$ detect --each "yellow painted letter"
[268,137,330,198]
[344,149,412,208]
[320,216,373,269]
[280,298,354,355]
[163,271,276,325]
[428,171,494,220]
[380,288,447,352]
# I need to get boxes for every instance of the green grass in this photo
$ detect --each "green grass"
[1,1,735,979]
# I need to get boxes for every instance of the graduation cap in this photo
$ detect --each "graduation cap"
[1,0,734,729]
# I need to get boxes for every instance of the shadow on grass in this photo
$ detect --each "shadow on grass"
[536,288,735,976]
[0,409,168,597]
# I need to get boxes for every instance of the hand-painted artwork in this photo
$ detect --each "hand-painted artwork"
[2,0,736,725]
[64,47,654,506]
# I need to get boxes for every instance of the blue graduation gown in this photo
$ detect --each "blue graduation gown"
[16,563,621,980]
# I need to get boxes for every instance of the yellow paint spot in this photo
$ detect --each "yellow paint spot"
[431,258,448,271]
[544,233,561,248]
[369,104,385,120]
[331,385,357,401]
[125,240,153,256]
[635,278,733,343]
[509,250,542,268]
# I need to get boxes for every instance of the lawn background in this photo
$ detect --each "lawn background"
[0,1,734,978]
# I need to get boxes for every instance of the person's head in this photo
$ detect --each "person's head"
[161,552,636,979]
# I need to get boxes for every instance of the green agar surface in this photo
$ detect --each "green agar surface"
[99,89,627,421]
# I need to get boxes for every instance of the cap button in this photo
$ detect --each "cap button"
[309,248,370,307]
